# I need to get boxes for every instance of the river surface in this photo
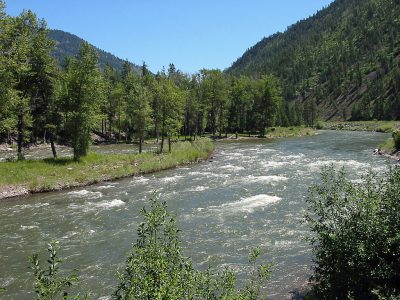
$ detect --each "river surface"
[0,131,393,299]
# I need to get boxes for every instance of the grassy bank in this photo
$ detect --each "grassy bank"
[214,126,316,141]
[264,126,316,138]
[321,120,400,132]
[379,138,396,153]
[0,139,213,199]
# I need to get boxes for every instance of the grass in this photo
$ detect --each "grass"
[379,138,396,153]
[264,126,316,138]
[321,120,400,133]
[0,138,213,194]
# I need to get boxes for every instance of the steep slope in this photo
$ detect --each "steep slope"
[49,29,141,74]
[227,0,400,121]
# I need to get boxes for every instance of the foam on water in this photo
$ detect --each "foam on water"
[211,194,281,213]
[261,161,290,168]
[187,186,209,192]
[243,175,288,184]
[132,176,150,184]
[91,199,125,209]
[308,159,368,171]
[161,175,183,183]
[68,190,103,199]
[15,202,49,209]
[219,164,245,171]
[96,185,115,190]
[20,225,39,230]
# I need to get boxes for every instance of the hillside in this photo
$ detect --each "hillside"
[227,0,400,121]
[49,29,141,74]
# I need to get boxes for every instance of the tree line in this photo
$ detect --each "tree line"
[0,2,317,161]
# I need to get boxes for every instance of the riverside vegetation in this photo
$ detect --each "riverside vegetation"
[0,139,213,197]
[305,167,400,299]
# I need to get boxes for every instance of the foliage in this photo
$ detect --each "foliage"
[61,42,104,160]
[114,195,271,300]
[29,241,82,300]
[305,166,400,299]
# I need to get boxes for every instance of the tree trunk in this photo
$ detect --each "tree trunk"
[118,114,121,142]
[17,114,24,160]
[50,136,57,159]
[160,135,164,153]
[139,137,143,154]
[108,117,112,140]
[168,134,171,153]
[43,129,47,144]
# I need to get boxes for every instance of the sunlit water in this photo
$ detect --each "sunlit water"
[0,131,393,299]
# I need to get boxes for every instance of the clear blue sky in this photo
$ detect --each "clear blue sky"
[5,1,334,74]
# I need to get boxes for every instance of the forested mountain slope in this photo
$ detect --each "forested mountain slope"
[49,29,141,73]
[227,0,400,121]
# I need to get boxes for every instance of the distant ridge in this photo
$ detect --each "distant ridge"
[227,0,400,121]
[48,29,141,74]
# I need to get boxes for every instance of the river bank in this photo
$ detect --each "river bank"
[210,126,317,142]
[321,120,400,133]
[0,139,213,200]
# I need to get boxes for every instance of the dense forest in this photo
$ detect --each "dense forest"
[48,29,141,74]
[227,0,400,121]
[0,1,317,161]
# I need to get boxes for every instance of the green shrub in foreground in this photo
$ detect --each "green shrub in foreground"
[305,166,400,299]
[27,195,271,299]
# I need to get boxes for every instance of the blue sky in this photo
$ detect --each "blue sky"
[5,1,334,74]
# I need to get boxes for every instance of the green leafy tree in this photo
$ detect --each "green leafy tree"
[0,9,33,159]
[155,76,185,153]
[199,70,228,136]
[125,82,153,153]
[254,75,282,137]
[305,166,400,299]
[61,42,104,160]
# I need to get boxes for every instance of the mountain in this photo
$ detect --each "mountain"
[227,0,400,121]
[48,29,141,74]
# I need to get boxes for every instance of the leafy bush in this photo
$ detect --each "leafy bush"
[29,241,82,300]
[114,196,271,299]
[392,130,400,151]
[315,122,324,130]
[305,166,400,299]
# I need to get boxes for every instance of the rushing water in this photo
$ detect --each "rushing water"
[0,131,393,299]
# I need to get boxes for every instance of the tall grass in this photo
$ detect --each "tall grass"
[0,139,213,193]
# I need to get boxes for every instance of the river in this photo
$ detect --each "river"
[0,130,393,299]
